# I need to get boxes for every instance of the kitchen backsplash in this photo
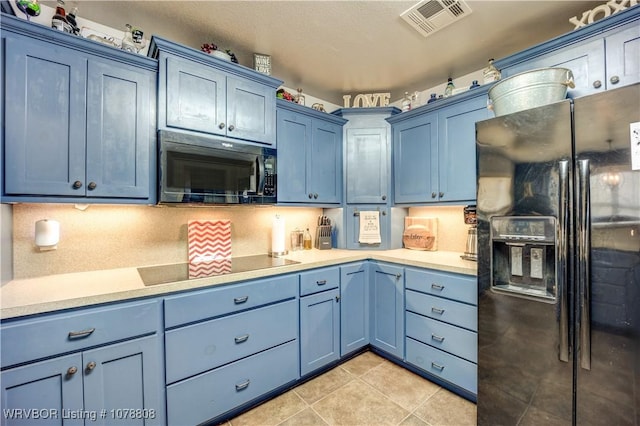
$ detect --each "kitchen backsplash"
[8,204,469,280]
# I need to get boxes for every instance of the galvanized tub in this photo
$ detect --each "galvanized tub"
[488,67,575,116]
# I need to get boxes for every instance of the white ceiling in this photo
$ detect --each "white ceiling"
[49,1,604,104]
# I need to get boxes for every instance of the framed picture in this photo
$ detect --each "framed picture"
[253,53,271,75]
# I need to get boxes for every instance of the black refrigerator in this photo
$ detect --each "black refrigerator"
[476,83,640,425]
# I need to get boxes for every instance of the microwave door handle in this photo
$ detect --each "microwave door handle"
[255,156,262,194]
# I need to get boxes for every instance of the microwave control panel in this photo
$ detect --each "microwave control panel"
[264,171,276,196]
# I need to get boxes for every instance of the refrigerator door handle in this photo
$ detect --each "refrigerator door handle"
[577,159,591,370]
[558,159,570,362]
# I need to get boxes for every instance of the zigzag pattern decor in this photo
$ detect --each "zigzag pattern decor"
[188,220,232,278]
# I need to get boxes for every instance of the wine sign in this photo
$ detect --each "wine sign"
[253,53,271,75]
[343,93,391,108]
[570,0,637,29]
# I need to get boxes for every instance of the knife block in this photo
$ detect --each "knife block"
[316,225,332,250]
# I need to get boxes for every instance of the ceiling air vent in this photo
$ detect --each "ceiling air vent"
[400,0,472,37]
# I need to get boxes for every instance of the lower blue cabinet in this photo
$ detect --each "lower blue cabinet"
[299,288,341,376]
[166,341,298,425]
[369,263,404,359]
[340,262,369,356]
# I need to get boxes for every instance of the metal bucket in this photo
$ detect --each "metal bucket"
[488,67,575,116]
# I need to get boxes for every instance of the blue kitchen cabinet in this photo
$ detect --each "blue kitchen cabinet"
[369,262,404,359]
[340,262,370,356]
[299,267,341,376]
[404,267,478,397]
[389,90,489,204]
[150,36,282,146]
[2,15,157,203]
[332,108,400,204]
[276,101,346,204]
[0,300,165,425]
[496,9,640,97]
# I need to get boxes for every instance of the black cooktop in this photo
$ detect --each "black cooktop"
[137,255,299,286]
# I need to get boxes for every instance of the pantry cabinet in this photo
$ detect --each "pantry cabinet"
[276,100,347,204]
[150,36,282,146]
[495,9,640,98]
[1,15,157,203]
[0,299,164,425]
[389,90,490,204]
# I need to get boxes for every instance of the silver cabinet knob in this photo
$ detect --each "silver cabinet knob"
[72,181,83,189]
[88,182,97,191]
[85,361,96,372]
[610,76,620,85]
[67,366,78,376]
[593,80,602,89]
[228,125,235,131]
[219,123,225,129]
[313,193,318,199]
[439,192,444,198]
[382,195,387,201]
[431,192,437,198]
[308,193,313,199]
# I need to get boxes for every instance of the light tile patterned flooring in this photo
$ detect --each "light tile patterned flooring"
[222,351,477,426]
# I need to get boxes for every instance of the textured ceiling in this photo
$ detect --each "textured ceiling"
[49,1,606,104]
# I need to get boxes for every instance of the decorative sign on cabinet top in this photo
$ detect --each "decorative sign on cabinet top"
[343,93,391,108]
[570,0,637,29]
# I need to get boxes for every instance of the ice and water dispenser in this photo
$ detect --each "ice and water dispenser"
[490,216,557,302]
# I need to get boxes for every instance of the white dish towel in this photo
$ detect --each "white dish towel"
[358,211,382,244]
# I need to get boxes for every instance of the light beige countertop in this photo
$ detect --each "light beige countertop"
[0,249,476,320]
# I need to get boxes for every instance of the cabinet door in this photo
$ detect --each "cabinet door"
[340,263,369,356]
[86,60,152,199]
[437,95,490,202]
[1,354,84,425]
[309,121,342,204]
[392,113,438,203]
[501,38,605,98]
[165,56,226,136]
[605,23,640,89]
[4,37,87,196]
[227,76,276,145]
[370,263,404,359]
[299,288,340,376]
[276,109,311,202]
[83,336,164,426]
[345,127,388,204]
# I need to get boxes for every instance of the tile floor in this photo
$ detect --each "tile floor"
[221,351,477,426]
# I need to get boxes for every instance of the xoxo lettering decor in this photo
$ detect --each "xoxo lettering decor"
[342,93,391,108]
[570,0,637,29]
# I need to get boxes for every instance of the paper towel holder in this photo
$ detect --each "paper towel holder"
[35,219,60,251]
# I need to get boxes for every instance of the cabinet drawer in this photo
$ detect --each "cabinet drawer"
[406,337,477,395]
[406,311,477,363]
[1,299,159,368]
[405,268,477,305]
[165,299,297,384]
[406,290,477,331]
[166,340,298,425]
[299,267,339,296]
[164,274,297,328]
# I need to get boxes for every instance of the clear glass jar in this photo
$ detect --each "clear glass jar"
[295,88,306,106]
[444,78,455,97]
[401,92,412,111]
[483,59,501,84]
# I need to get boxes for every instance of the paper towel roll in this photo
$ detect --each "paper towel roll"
[35,219,60,250]
[271,215,286,255]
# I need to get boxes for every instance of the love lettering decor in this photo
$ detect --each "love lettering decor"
[342,93,391,108]
[570,0,637,29]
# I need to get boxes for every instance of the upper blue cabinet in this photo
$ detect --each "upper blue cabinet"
[149,37,283,147]
[388,89,491,205]
[1,14,157,204]
[495,6,640,98]
[276,101,347,205]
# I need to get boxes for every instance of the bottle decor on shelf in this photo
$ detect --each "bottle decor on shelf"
[303,228,312,250]
[401,92,412,111]
[51,0,72,33]
[295,88,306,106]
[66,6,79,35]
[444,78,455,97]
[483,58,502,84]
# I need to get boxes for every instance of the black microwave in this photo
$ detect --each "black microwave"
[158,130,276,204]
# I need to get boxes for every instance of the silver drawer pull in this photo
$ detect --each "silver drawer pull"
[316,280,327,285]
[431,362,445,371]
[431,307,445,315]
[431,334,445,342]
[68,328,96,339]
[234,296,249,304]
[431,283,444,291]
[234,334,250,344]
[235,379,250,391]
